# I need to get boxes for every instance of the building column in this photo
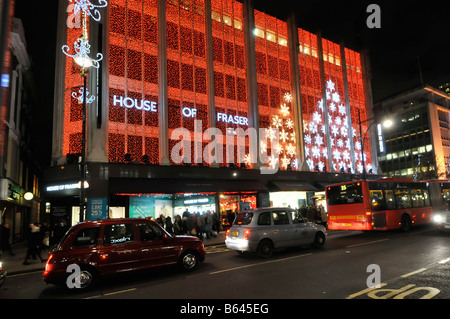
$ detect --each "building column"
[204,0,219,166]
[158,0,170,165]
[287,13,309,171]
[243,0,260,168]
[340,43,356,173]
[52,0,69,165]
[87,18,108,163]
[361,49,380,174]
[317,33,334,172]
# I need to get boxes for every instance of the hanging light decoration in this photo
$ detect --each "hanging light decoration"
[62,10,103,71]
[69,0,108,22]
[72,86,96,104]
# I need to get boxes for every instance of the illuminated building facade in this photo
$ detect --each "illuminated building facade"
[376,85,450,179]
[46,0,376,223]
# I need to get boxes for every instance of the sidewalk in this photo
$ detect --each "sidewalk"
[0,232,227,276]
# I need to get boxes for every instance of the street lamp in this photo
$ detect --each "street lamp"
[62,12,103,222]
[358,109,393,180]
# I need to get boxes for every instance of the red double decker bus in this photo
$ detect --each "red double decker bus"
[325,178,443,231]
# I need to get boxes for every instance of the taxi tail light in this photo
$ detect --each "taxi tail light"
[44,253,53,274]
[244,230,250,240]
[226,229,230,239]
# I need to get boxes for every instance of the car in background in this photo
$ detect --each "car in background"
[433,211,450,231]
[43,218,205,289]
[0,262,6,287]
[225,207,327,258]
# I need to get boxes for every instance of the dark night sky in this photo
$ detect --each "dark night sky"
[12,0,450,166]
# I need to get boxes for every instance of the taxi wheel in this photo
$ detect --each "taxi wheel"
[313,232,326,248]
[179,251,199,271]
[75,266,98,290]
[257,239,273,258]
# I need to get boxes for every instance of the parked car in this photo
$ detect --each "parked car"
[43,218,205,289]
[225,207,327,258]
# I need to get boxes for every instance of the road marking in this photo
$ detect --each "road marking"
[401,268,428,278]
[7,270,43,278]
[346,283,388,299]
[438,257,450,264]
[209,253,312,275]
[345,238,389,248]
[84,288,137,299]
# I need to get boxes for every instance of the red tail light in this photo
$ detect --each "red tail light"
[44,254,53,274]
[245,230,250,240]
[226,229,230,239]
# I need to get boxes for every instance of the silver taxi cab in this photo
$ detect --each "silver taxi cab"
[225,207,327,258]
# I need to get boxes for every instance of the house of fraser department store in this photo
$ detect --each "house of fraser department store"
[45,0,378,224]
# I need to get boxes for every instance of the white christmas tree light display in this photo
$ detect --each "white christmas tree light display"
[303,79,371,173]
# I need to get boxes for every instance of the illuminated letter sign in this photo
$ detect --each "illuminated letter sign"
[180,107,248,126]
[217,112,248,126]
[377,123,386,156]
[112,95,157,112]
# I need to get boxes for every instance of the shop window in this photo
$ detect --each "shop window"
[143,14,157,44]
[180,26,193,55]
[212,37,223,63]
[167,21,179,50]
[103,223,134,245]
[144,54,158,84]
[69,132,82,154]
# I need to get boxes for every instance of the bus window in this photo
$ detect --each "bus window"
[327,183,363,205]
[395,191,411,209]
[423,189,430,206]
[410,189,425,208]
[370,190,386,211]
[384,190,395,209]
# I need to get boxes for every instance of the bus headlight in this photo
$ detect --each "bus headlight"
[433,214,443,224]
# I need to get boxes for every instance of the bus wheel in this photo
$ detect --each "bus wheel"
[401,214,412,232]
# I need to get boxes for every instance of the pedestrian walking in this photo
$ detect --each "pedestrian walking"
[165,216,173,235]
[204,211,215,239]
[173,215,183,235]
[23,222,45,265]
[196,213,205,239]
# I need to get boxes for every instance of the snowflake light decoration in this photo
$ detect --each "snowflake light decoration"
[280,104,290,117]
[283,92,292,103]
[69,0,108,22]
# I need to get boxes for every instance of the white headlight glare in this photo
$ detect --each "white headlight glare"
[433,214,443,223]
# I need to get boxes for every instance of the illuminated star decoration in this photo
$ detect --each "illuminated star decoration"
[69,0,108,22]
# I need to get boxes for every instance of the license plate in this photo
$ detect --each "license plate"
[342,223,352,226]
[231,231,239,236]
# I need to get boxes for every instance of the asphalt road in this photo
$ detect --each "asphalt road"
[2,225,450,305]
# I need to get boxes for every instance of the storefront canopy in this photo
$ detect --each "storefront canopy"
[268,181,320,192]
[109,178,268,194]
